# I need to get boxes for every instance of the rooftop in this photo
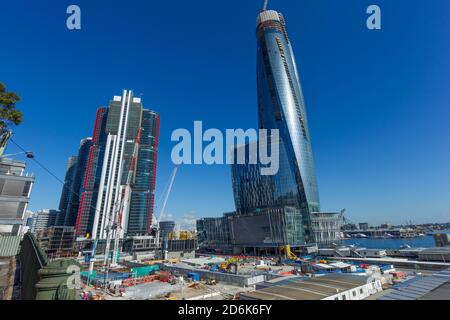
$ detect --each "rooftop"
[419,247,450,254]
[378,268,450,300]
[0,236,21,257]
[240,274,371,300]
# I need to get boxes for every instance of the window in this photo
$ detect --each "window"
[360,288,364,294]
[342,295,347,300]
[353,291,357,297]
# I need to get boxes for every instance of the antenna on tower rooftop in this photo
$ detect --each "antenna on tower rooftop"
[263,0,269,11]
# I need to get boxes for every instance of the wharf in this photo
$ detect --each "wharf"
[329,256,450,271]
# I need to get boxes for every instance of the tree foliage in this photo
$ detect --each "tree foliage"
[0,82,22,129]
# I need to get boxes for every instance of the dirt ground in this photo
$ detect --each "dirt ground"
[0,257,16,300]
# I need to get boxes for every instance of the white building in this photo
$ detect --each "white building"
[0,158,34,236]
[240,274,383,300]
[30,209,59,233]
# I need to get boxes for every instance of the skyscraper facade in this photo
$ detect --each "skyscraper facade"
[75,108,109,237]
[56,156,77,226]
[57,138,92,227]
[199,6,342,251]
[74,90,159,239]
[65,138,92,226]
[231,8,320,244]
[127,109,159,234]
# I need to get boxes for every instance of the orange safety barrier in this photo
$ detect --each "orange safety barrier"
[121,274,160,287]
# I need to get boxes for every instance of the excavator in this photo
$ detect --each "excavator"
[280,245,299,260]
[219,257,238,275]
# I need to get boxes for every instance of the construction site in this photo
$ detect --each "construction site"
[71,239,450,301]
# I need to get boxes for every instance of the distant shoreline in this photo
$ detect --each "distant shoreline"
[343,230,450,249]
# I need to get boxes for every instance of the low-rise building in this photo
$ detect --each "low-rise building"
[355,248,387,258]
[418,247,450,262]
[376,268,450,300]
[359,223,370,230]
[310,212,343,245]
[37,226,75,257]
[240,274,383,300]
[30,209,60,233]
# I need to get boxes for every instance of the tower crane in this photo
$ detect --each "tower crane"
[152,165,179,259]
[153,165,179,228]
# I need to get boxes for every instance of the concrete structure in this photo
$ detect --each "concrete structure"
[159,221,175,238]
[386,247,426,259]
[161,263,266,287]
[434,233,450,247]
[36,226,75,256]
[329,256,450,271]
[354,248,387,258]
[122,235,158,253]
[197,207,308,255]
[318,247,352,257]
[30,209,60,233]
[0,158,34,236]
[418,247,450,262]
[240,274,383,300]
[310,212,343,244]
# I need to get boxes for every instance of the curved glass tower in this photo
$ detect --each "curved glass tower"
[256,9,320,242]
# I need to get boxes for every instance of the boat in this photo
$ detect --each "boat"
[354,233,368,238]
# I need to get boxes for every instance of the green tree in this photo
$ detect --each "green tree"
[0,82,22,129]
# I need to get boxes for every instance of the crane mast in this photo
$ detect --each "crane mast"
[152,165,179,258]
[153,165,179,228]
[103,128,142,272]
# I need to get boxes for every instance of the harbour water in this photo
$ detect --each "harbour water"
[343,230,450,249]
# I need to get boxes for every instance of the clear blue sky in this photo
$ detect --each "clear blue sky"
[1,0,449,226]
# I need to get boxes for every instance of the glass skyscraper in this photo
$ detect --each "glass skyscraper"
[75,107,109,237]
[231,8,320,244]
[57,156,78,226]
[57,138,92,227]
[127,109,160,235]
[74,91,159,239]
